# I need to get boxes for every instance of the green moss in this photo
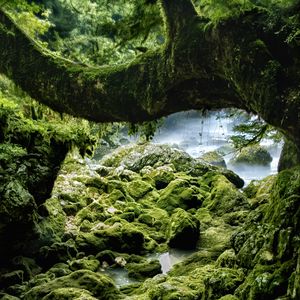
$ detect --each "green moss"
[46,263,71,278]
[69,256,100,272]
[218,295,239,300]
[230,144,272,166]
[42,287,98,300]
[0,179,36,224]
[194,208,213,224]
[125,259,162,280]
[157,179,203,213]
[76,222,145,254]
[201,173,249,215]
[200,151,226,168]
[126,180,153,199]
[23,270,118,299]
[0,295,20,300]
[147,166,175,190]
[167,208,200,249]
[75,202,106,225]
[235,261,294,299]
[216,249,237,268]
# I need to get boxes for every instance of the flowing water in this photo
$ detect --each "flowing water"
[152,110,282,185]
[100,249,196,287]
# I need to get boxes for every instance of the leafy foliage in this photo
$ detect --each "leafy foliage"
[2,0,52,43]
[193,0,299,29]
[0,74,96,156]
[128,119,164,141]
[10,0,164,66]
[229,112,282,148]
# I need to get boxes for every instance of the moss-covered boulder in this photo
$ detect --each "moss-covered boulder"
[23,270,118,299]
[201,172,249,215]
[157,179,203,213]
[230,167,300,299]
[229,144,272,166]
[100,143,195,173]
[126,180,153,199]
[167,208,200,249]
[146,165,175,190]
[69,256,100,272]
[200,151,226,168]
[76,222,145,254]
[42,287,98,300]
[125,259,162,280]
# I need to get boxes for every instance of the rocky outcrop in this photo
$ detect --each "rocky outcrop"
[200,151,227,168]
[0,142,299,299]
[229,144,272,166]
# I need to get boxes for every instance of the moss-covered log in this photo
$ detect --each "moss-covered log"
[0,0,300,147]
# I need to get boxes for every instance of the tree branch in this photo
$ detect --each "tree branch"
[0,5,300,150]
[0,8,237,123]
[159,0,198,43]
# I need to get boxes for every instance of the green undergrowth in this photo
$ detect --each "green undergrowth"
[0,89,96,157]
[0,74,97,270]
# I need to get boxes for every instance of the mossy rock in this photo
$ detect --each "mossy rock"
[0,179,36,224]
[147,166,175,190]
[0,270,24,288]
[125,259,162,280]
[42,287,98,300]
[243,175,275,207]
[218,295,239,300]
[126,180,153,199]
[46,263,71,278]
[85,177,107,192]
[201,173,249,215]
[100,143,194,173]
[76,222,145,254]
[157,179,203,213]
[235,261,294,300]
[69,256,100,272]
[38,197,67,243]
[137,207,169,231]
[216,249,237,268]
[167,208,200,249]
[0,294,20,300]
[202,267,245,299]
[23,270,118,299]
[200,151,226,168]
[131,264,244,300]
[10,256,42,280]
[229,144,272,166]
[75,202,106,225]
[38,239,78,269]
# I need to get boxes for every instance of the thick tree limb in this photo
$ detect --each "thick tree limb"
[0,7,239,122]
[0,2,300,147]
[159,0,198,43]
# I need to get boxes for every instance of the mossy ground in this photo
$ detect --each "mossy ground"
[0,141,299,299]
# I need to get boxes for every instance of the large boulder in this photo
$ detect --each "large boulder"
[229,144,272,166]
[100,143,243,188]
[157,179,204,213]
[167,208,200,249]
[200,151,226,168]
[23,270,118,299]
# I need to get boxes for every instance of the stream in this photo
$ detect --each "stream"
[100,249,195,287]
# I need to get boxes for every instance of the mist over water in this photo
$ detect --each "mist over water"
[152,110,282,185]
